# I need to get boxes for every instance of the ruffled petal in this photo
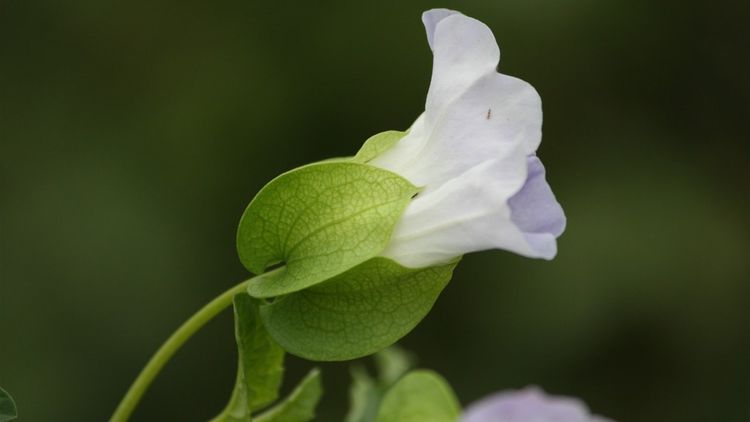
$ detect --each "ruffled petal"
[462,387,614,422]
[508,156,566,258]
[380,154,550,268]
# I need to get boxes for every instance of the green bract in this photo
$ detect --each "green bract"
[259,257,458,361]
[0,387,17,422]
[238,161,417,298]
[212,295,321,422]
[235,131,461,361]
[353,131,406,164]
[375,371,460,422]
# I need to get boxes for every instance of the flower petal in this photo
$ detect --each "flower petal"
[508,156,566,258]
[372,71,541,192]
[372,10,542,189]
[422,8,460,50]
[462,387,614,422]
[371,9,562,267]
[423,11,500,123]
[379,155,550,268]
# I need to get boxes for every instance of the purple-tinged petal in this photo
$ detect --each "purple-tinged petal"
[462,387,614,422]
[508,156,566,259]
[379,154,530,268]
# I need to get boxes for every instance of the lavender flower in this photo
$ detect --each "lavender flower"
[371,9,565,267]
[462,387,614,422]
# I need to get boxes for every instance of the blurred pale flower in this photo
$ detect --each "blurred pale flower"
[371,9,565,268]
[462,387,614,422]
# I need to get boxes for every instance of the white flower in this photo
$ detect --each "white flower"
[462,386,614,422]
[370,9,565,268]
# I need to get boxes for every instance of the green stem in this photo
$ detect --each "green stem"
[111,279,252,422]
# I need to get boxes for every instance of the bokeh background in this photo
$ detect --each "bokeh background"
[2,0,749,420]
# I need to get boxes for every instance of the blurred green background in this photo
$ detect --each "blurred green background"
[2,0,749,420]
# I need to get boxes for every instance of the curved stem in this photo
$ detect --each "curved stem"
[111,279,252,422]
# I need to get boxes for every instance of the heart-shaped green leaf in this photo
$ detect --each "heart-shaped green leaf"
[0,387,17,422]
[254,369,322,422]
[259,257,458,361]
[375,370,460,422]
[238,162,417,298]
[210,294,285,421]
